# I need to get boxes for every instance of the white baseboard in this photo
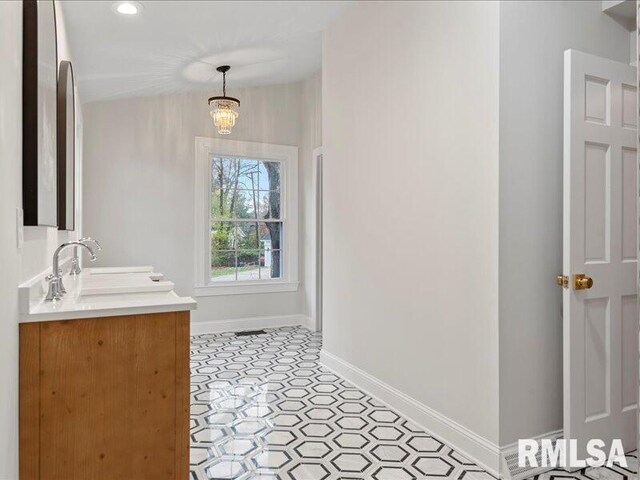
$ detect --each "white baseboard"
[500,429,563,480]
[319,349,501,477]
[191,314,315,335]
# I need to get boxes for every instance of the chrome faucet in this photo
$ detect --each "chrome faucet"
[46,241,97,301]
[69,237,102,275]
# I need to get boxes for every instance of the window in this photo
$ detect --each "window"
[211,157,282,281]
[194,138,298,296]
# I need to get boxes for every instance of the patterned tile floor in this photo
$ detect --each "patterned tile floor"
[529,453,637,480]
[189,326,638,480]
[189,326,495,480]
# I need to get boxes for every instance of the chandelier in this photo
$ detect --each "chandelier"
[208,65,240,135]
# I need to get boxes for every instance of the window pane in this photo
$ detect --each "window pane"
[236,222,282,250]
[211,222,237,250]
[260,222,282,250]
[211,250,236,282]
[261,249,282,279]
[211,157,237,191]
[211,157,240,219]
[258,161,281,192]
[236,159,280,192]
[237,222,260,250]
[228,190,256,219]
[236,159,260,191]
[260,222,282,279]
[231,189,275,220]
[258,191,280,219]
[237,250,261,280]
[233,190,280,220]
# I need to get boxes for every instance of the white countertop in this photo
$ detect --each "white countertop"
[19,266,197,323]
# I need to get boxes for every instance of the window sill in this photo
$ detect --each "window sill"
[193,281,299,297]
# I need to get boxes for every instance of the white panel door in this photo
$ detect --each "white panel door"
[563,49,637,460]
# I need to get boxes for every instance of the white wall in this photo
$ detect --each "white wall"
[322,0,500,467]
[0,3,80,477]
[498,0,631,446]
[0,2,23,476]
[82,80,321,325]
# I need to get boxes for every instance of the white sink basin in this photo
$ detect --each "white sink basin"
[72,270,173,296]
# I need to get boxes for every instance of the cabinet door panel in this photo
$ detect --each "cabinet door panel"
[39,313,178,480]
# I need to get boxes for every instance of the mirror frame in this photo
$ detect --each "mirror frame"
[22,0,58,227]
[57,60,75,231]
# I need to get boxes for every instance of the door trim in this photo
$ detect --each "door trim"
[311,146,323,332]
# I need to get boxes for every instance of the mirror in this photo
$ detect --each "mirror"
[57,60,74,230]
[22,0,58,226]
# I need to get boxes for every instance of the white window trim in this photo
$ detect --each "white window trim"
[194,137,299,296]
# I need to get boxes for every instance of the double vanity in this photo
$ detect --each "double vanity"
[19,243,196,480]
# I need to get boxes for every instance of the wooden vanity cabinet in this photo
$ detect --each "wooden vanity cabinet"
[20,311,190,480]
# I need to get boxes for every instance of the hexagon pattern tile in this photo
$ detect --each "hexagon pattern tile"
[528,452,637,480]
[189,326,636,480]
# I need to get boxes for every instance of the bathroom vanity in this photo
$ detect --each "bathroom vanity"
[18,266,196,480]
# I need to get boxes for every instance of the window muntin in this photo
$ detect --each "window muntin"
[210,157,283,282]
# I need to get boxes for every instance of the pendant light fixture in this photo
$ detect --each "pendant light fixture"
[208,65,240,135]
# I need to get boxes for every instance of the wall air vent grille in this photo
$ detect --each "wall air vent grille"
[501,431,564,480]
[235,329,267,337]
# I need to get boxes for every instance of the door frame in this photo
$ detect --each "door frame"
[311,146,323,332]
[636,5,640,459]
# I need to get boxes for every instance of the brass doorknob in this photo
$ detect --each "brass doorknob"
[574,274,593,290]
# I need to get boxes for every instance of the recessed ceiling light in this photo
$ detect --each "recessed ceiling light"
[112,1,143,15]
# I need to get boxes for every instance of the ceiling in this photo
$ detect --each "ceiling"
[61,1,350,103]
